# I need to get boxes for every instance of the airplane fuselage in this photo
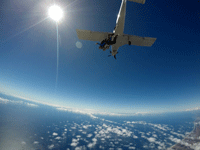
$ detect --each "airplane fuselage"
[114,0,127,36]
[99,0,127,56]
[109,0,127,56]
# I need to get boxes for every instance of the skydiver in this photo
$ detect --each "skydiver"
[96,39,106,48]
[96,35,118,50]
[106,35,118,45]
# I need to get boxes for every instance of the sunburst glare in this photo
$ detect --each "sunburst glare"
[48,5,63,22]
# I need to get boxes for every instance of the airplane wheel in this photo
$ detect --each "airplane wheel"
[128,41,131,45]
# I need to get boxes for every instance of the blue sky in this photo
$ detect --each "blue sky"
[0,0,200,114]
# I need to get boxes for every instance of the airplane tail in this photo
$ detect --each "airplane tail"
[128,0,146,4]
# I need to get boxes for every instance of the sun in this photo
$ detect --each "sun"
[48,5,63,22]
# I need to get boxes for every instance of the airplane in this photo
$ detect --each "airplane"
[76,0,156,59]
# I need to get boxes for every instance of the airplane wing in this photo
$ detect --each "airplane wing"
[76,29,113,42]
[122,34,157,47]
[128,0,146,4]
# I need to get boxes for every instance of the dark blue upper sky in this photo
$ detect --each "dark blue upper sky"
[0,0,200,114]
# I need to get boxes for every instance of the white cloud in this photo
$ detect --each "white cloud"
[149,123,167,131]
[170,131,184,137]
[82,131,87,134]
[147,137,156,142]
[75,146,87,150]
[72,138,79,143]
[103,124,108,128]
[133,135,138,139]
[92,138,97,142]
[52,132,58,136]
[169,136,181,143]
[153,134,157,138]
[87,143,95,148]
[71,138,79,147]
[185,107,200,111]
[26,103,38,107]
[83,125,92,129]
[55,136,62,140]
[0,97,38,108]
[33,141,39,144]
[87,134,93,138]
[48,144,54,149]
[129,147,136,149]
[21,141,26,145]
[76,135,81,138]
[71,142,78,147]
[143,145,149,149]
[0,97,9,103]
[146,132,151,136]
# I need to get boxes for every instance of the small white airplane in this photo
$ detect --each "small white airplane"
[76,0,156,59]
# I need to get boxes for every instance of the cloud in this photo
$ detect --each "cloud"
[48,144,54,149]
[168,136,181,143]
[87,143,95,148]
[0,97,9,103]
[33,141,39,144]
[147,137,156,142]
[52,132,58,136]
[21,141,26,145]
[0,97,39,108]
[26,103,38,107]
[129,147,136,149]
[148,123,167,131]
[75,146,87,150]
[170,131,184,137]
[133,135,138,139]
[71,138,79,147]
[56,106,154,117]
[87,134,93,138]
[55,136,62,140]
[83,125,92,129]
[92,138,97,142]
[143,145,149,149]
[185,107,200,111]
[71,142,78,147]
[0,98,23,105]
[72,138,79,143]
[152,134,157,138]
[76,135,81,138]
